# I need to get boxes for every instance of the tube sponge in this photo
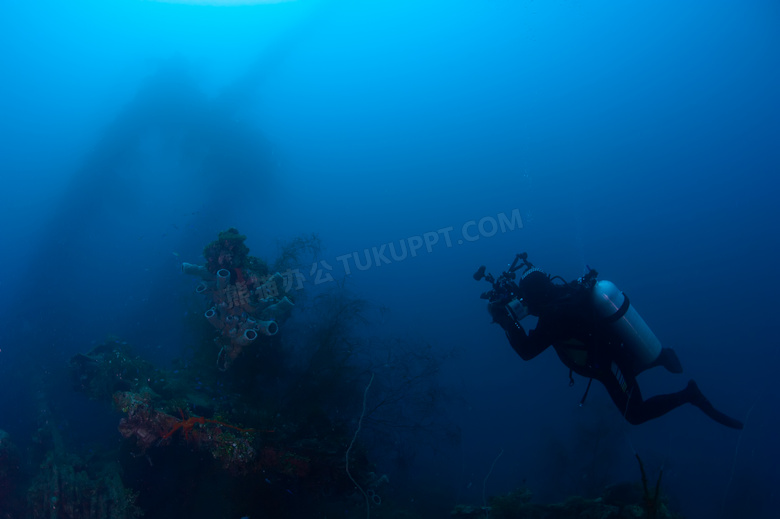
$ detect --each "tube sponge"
[236,329,258,346]
[205,307,221,328]
[182,262,212,280]
[254,320,279,336]
[259,296,294,322]
[216,269,231,290]
[255,272,284,298]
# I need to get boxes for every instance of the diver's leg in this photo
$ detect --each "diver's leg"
[599,365,647,425]
[601,365,692,425]
[608,378,744,429]
[630,389,690,424]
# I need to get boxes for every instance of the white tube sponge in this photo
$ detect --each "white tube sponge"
[205,307,221,328]
[236,329,258,346]
[216,269,231,290]
[255,320,279,336]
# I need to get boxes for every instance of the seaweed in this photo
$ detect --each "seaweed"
[636,453,663,519]
[271,233,322,273]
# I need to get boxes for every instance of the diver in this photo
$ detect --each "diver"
[475,253,744,429]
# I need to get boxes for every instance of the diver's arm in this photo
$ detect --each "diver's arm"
[505,322,550,360]
[489,301,550,360]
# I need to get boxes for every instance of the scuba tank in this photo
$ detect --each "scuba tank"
[591,280,661,367]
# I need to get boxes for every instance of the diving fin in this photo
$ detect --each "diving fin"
[686,380,744,430]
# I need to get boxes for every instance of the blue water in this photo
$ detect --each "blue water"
[1,1,778,518]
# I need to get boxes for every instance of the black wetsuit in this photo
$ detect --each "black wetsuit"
[491,284,743,429]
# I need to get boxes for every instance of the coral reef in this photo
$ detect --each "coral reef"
[202,227,255,275]
[451,480,684,519]
[184,228,297,371]
[67,335,363,507]
[58,232,402,517]
[69,339,159,400]
[27,449,142,519]
[450,442,680,519]
[114,391,262,472]
[22,393,143,519]
[114,390,181,452]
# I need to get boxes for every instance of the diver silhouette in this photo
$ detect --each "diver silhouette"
[475,254,743,429]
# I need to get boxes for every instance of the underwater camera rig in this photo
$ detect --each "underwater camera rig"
[474,253,545,322]
[474,252,599,302]
[473,252,599,323]
[473,252,534,303]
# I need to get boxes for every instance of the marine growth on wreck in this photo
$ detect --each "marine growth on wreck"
[182,228,296,371]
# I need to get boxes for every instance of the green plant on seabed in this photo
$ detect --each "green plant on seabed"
[636,453,662,519]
